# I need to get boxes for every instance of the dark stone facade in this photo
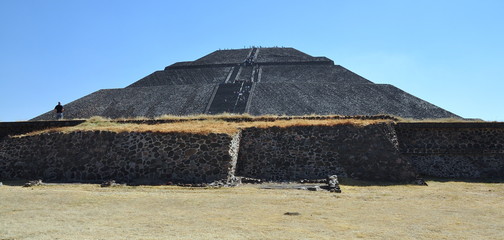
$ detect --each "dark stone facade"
[0,131,235,183]
[31,47,460,120]
[236,123,417,181]
[1,121,503,183]
[395,122,504,178]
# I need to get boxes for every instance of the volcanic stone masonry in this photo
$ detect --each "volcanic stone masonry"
[4,47,502,182]
[236,123,417,182]
[395,122,504,178]
[31,47,460,120]
[1,121,503,183]
[0,131,236,183]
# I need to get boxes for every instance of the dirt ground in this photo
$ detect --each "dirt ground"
[0,180,503,240]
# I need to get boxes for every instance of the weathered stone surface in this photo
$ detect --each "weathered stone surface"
[395,122,504,178]
[248,83,457,119]
[100,180,121,187]
[327,175,341,193]
[0,131,234,183]
[32,84,216,120]
[127,67,233,88]
[259,65,371,84]
[30,47,459,120]
[23,179,43,187]
[236,123,418,182]
[1,122,503,183]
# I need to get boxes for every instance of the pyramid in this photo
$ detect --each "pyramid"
[33,47,459,120]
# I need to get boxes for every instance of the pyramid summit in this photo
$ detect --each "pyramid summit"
[33,47,459,120]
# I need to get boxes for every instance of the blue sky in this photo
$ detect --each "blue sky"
[1,0,503,121]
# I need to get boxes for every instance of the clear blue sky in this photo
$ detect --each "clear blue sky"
[1,0,503,122]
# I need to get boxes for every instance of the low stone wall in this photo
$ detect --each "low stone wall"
[0,131,235,183]
[236,123,417,182]
[1,121,503,183]
[395,123,504,178]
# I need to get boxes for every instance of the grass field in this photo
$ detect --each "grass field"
[1,180,503,240]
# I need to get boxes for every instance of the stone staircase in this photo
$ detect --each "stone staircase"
[206,82,253,114]
[205,48,259,114]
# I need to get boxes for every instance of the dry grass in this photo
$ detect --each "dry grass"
[155,113,258,120]
[19,117,388,137]
[0,180,503,239]
[17,113,494,137]
[396,117,485,123]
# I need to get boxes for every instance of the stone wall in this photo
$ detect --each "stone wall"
[1,121,503,183]
[236,123,417,182]
[395,122,504,178]
[0,131,235,183]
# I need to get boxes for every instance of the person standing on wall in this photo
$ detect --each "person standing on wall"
[54,102,64,120]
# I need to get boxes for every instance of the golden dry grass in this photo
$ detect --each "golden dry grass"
[396,117,485,123]
[0,180,503,239]
[20,117,388,137]
[155,113,257,120]
[20,114,494,137]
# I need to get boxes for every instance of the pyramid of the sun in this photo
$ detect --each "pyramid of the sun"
[33,47,459,120]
